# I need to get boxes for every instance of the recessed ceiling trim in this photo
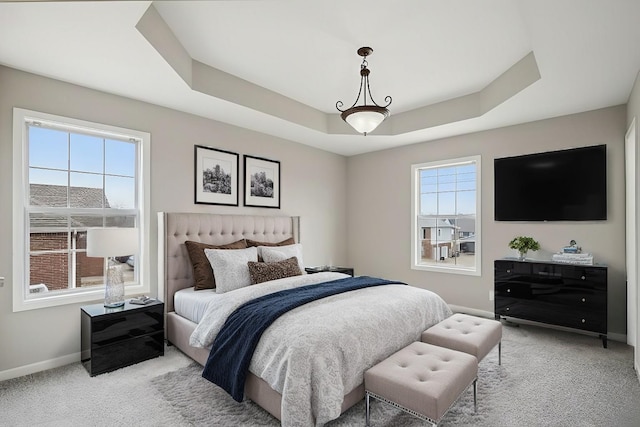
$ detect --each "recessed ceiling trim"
[136,4,540,137]
[136,4,192,87]
[480,51,540,112]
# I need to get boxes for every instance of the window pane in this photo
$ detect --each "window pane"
[105,176,135,209]
[421,183,438,194]
[420,174,437,186]
[437,172,456,184]
[70,173,104,208]
[29,252,69,292]
[104,216,136,228]
[105,139,135,177]
[29,179,69,207]
[78,252,106,288]
[438,182,456,192]
[438,192,456,215]
[456,164,475,174]
[457,180,475,191]
[28,126,68,170]
[30,214,68,251]
[70,216,105,233]
[420,193,437,215]
[70,133,103,173]
[457,190,476,215]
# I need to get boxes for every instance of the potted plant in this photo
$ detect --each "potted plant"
[508,236,540,260]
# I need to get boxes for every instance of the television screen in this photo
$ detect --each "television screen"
[494,145,607,221]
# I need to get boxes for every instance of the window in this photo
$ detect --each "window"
[411,156,481,276]
[13,108,150,311]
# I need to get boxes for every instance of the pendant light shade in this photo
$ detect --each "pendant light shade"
[336,47,392,135]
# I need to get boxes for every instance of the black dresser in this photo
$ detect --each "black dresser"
[81,300,164,376]
[494,259,607,347]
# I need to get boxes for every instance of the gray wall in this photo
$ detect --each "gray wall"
[347,106,628,335]
[0,62,633,377]
[0,66,348,374]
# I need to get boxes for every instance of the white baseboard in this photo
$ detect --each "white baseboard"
[449,304,627,344]
[0,352,81,382]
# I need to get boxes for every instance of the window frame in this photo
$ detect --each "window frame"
[410,155,481,276]
[12,108,151,312]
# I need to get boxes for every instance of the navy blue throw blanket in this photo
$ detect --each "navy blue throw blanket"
[201,275,405,401]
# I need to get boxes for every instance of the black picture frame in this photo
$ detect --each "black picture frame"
[194,145,239,206]
[243,155,281,208]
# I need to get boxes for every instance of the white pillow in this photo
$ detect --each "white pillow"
[205,246,258,294]
[260,244,305,273]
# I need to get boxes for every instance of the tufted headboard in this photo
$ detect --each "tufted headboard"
[158,212,300,313]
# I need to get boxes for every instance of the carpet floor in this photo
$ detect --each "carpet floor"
[1,322,639,426]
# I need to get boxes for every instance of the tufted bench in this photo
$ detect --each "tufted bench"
[364,341,477,426]
[421,313,503,365]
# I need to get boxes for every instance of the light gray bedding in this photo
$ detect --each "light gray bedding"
[190,272,453,426]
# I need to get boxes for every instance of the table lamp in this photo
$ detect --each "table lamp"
[86,227,139,307]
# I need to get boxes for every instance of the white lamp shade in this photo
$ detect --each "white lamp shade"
[86,228,139,258]
[345,111,386,134]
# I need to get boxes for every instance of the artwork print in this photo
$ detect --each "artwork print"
[244,155,281,208]
[194,145,239,206]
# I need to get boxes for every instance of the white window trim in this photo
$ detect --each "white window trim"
[410,155,482,277]
[12,108,151,312]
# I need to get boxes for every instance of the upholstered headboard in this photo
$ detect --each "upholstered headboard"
[158,212,300,313]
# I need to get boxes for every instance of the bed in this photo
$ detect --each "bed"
[159,212,452,426]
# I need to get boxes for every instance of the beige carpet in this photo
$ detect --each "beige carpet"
[2,323,639,426]
[150,323,640,426]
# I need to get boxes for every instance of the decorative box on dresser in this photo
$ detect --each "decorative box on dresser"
[81,300,164,376]
[494,259,607,347]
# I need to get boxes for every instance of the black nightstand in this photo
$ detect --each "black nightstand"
[81,300,164,376]
[305,266,354,276]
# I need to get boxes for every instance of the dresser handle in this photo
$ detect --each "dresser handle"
[506,269,511,273]
[582,298,586,302]
[506,307,510,311]
[507,289,511,293]
[581,319,586,323]
[581,276,586,280]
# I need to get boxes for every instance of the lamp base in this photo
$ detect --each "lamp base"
[104,258,125,308]
[104,301,125,308]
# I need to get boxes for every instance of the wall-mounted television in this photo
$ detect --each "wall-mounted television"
[494,144,607,221]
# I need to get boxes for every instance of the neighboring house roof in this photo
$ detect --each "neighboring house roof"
[29,184,112,231]
[30,183,110,208]
[417,216,457,229]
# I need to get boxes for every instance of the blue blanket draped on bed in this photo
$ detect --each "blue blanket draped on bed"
[201,275,406,402]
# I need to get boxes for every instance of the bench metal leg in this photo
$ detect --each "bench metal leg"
[365,392,371,426]
[473,379,477,413]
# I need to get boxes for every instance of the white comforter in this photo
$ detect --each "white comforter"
[190,272,452,426]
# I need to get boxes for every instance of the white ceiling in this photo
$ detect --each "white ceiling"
[1,0,640,156]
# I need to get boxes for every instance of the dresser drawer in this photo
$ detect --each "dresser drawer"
[91,308,163,346]
[87,332,164,376]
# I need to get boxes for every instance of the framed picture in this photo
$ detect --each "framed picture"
[194,145,239,206]
[244,155,281,208]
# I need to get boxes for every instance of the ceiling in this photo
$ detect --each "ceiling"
[1,0,640,156]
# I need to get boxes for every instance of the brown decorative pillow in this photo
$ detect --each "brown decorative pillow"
[247,256,302,285]
[185,239,247,290]
[246,237,295,247]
